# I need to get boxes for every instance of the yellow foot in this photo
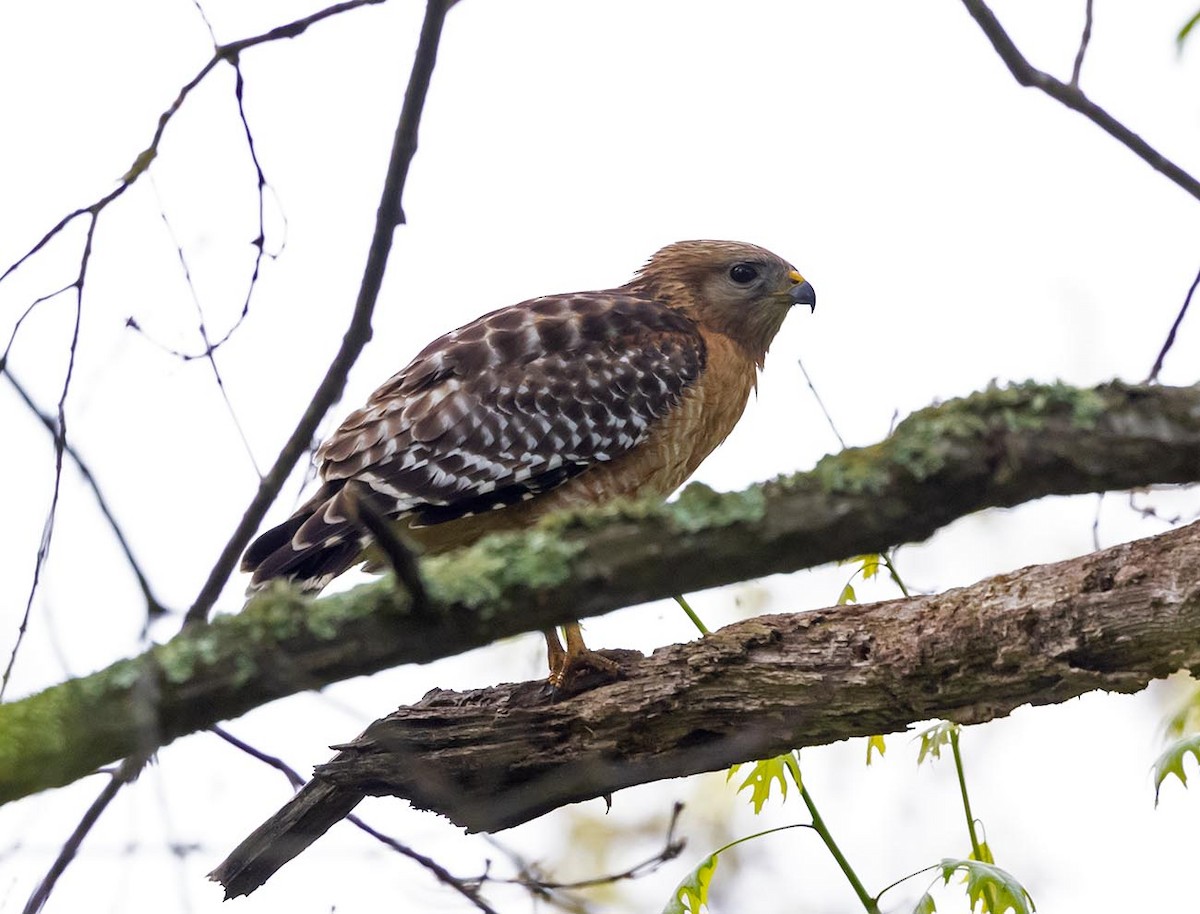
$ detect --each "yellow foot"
[543,624,624,697]
[547,648,622,693]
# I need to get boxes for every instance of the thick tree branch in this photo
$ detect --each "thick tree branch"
[210,516,1200,895]
[2,380,1199,806]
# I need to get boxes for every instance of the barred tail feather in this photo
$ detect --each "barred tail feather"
[245,534,366,593]
[242,484,370,593]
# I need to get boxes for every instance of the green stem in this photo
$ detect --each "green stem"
[674,594,709,635]
[949,727,998,910]
[949,728,982,858]
[790,758,880,914]
[881,550,911,598]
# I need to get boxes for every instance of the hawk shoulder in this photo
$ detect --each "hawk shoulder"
[312,291,707,531]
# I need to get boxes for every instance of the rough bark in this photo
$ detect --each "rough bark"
[3,381,1199,807]
[211,517,1200,896]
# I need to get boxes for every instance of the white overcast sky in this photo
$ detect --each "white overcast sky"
[2,1,1199,913]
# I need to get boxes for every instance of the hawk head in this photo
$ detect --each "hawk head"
[628,239,815,363]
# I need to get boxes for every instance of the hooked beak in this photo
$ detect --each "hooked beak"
[788,273,816,313]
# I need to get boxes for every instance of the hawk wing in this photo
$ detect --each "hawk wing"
[243,291,706,588]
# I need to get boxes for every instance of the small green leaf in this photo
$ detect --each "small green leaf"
[662,853,718,914]
[728,753,801,813]
[1179,9,1200,48]
[939,859,1035,914]
[914,722,959,766]
[837,582,857,605]
[913,892,937,914]
[1153,734,1200,804]
[859,554,882,580]
[866,734,887,765]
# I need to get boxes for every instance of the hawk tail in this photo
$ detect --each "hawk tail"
[241,484,369,593]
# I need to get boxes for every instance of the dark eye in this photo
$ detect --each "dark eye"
[729,263,759,284]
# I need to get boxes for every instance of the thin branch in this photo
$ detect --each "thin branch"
[129,60,280,372]
[0,188,123,286]
[1,212,94,701]
[1,0,389,373]
[147,181,262,475]
[483,803,685,893]
[184,0,455,626]
[189,0,218,46]
[1,284,73,370]
[343,818,500,914]
[796,355,846,450]
[21,753,150,914]
[1,0,388,284]
[211,726,304,789]
[1,369,166,619]
[1128,490,1198,527]
[211,726,500,914]
[1070,0,1094,87]
[220,59,278,352]
[1146,261,1200,383]
[958,0,1200,202]
[0,0,394,651]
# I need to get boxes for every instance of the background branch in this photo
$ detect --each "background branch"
[211,726,498,914]
[1148,263,1200,383]
[959,0,1200,202]
[184,0,454,625]
[2,370,164,619]
[1,380,1198,805]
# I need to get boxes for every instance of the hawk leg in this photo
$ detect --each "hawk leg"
[543,623,621,694]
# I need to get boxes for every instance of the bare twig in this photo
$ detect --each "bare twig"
[958,0,1200,202]
[188,0,217,45]
[483,803,686,894]
[21,754,150,914]
[147,183,263,475]
[1,370,166,620]
[131,60,279,372]
[1128,490,1198,527]
[796,355,846,450]
[211,726,499,914]
[1146,262,1200,384]
[211,726,304,789]
[2,0,386,344]
[1070,0,1094,87]
[0,0,395,649]
[959,0,1196,398]
[1,213,94,701]
[346,818,500,914]
[184,0,455,626]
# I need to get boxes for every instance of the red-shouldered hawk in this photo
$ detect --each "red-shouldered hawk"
[243,240,815,688]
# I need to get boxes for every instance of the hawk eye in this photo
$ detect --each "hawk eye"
[728,263,759,285]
